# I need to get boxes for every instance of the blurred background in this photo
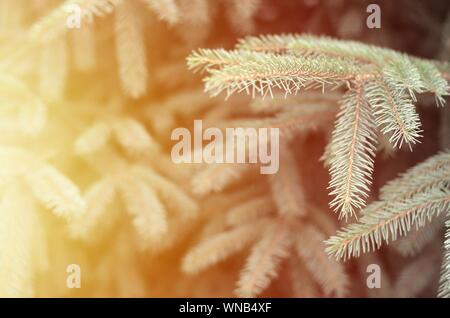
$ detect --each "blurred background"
[0,0,449,297]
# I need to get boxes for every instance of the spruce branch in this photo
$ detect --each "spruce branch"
[0,147,86,220]
[25,165,86,221]
[325,151,450,260]
[365,78,422,148]
[69,177,116,240]
[203,53,357,98]
[328,84,377,220]
[187,49,265,73]
[379,151,450,200]
[188,34,450,219]
[382,55,425,100]
[326,187,450,260]
[236,34,449,99]
[413,59,448,105]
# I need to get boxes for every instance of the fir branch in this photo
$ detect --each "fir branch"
[237,34,397,65]
[365,78,422,148]
[25,165,86,220]
[236,222,291,297]
[379,151,450,200]
[187,49,268,73]
[115,1,148,99]
[182,221,266,274]
[382,55,425,100]
[326,152,450,266]
[118,174,168,243]
[233,34,450,96]
[413,59,449,106]
[112,118,157,154]
[203,53,357,98]
[69,177,116,239]
[328,85,377,220]
[189,34,450,220]
[326,188,450,260]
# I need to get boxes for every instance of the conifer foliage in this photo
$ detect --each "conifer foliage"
[188,34,450,221]
[1,0,449,298]
[188,34,450,297]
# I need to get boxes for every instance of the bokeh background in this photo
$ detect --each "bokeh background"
[0,0,449,297]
